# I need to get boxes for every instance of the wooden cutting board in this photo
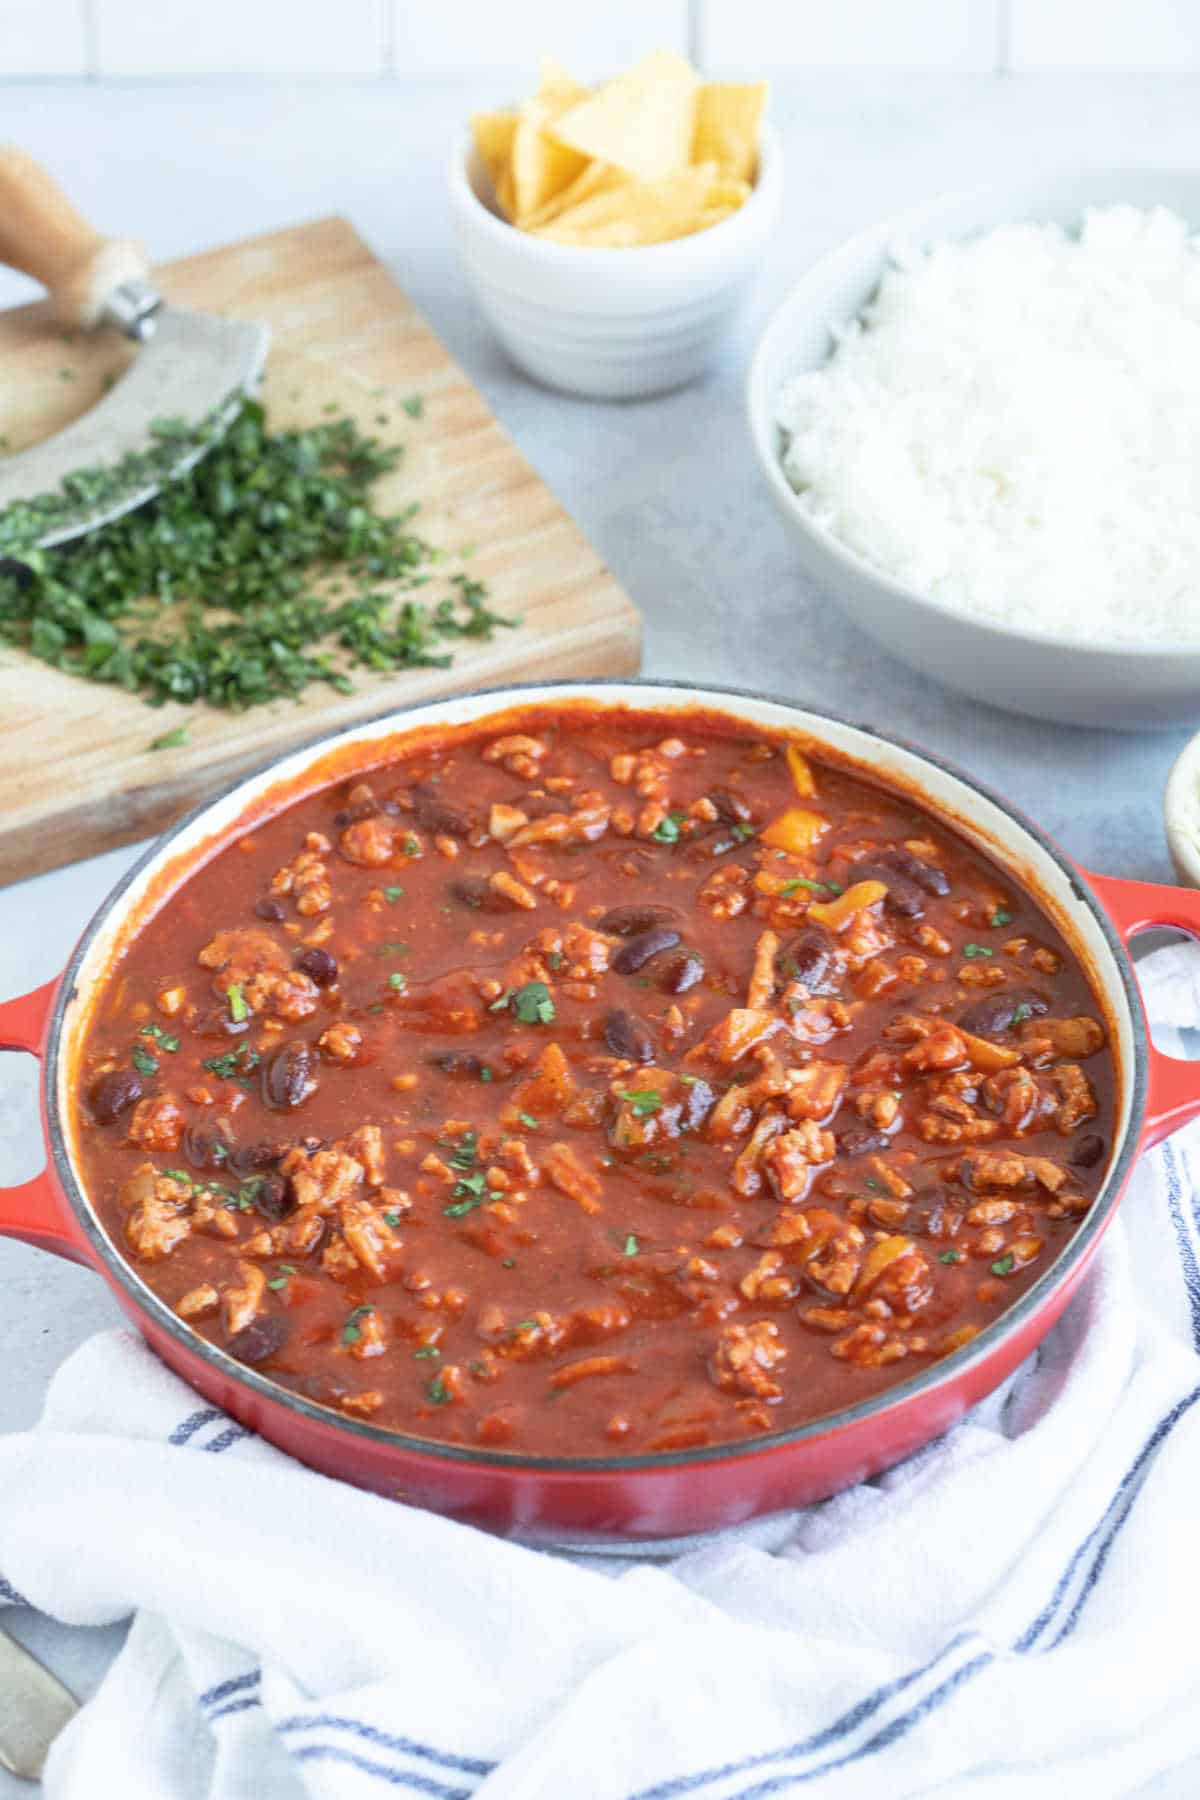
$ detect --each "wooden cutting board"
[0,216,642,887]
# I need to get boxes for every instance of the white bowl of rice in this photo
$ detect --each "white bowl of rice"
[747,171,1200,730]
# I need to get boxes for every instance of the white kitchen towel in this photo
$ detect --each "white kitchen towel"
[2,945,1200,1800]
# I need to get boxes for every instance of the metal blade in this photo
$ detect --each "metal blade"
[0,1626,77,1779]
[0,307,270,550]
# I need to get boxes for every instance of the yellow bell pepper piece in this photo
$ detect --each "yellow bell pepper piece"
[807,878,887,931]
[856,1234,916,1293]
[786,743,818,798]
[760,807,829,855]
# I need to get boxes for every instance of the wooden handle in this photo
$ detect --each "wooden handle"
[0,146,148,328]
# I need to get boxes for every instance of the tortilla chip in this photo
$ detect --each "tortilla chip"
[520,160,629,232]
[692,82,767,183]
[534,54,590,116]
[509,106,589,223]
[533,163,719,248]
[471,110,518,195]
[549,49,698,183]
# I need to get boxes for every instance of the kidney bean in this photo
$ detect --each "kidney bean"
[1070,1134,1106,1169]
[253,1173,297,1222]
[429,1050,488,1079]
[604,1008,654,1062]
[89,1069,144,1124]
[913,1183,961,1239]
[876,847,950,897]
[611,927,681,974]
[295,946,339,988]
[958,989,1049,1036]
[261,1042,317,1111]
[653,948,705,994]
[777,926,835,992]
[228,1140,283,1177]
[709,786,753,824]
[332,798,379,828]
[411,781,472,839]
[449,877,524,914]
[597,903,679,936]
[254,898,286,922]
[182,1124,231,1172]
[226,1315,290,1366]
[837,1128,893,1158]
[853,860,925,919]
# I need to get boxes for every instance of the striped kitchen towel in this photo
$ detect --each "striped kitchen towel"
[1,945,1199,1800]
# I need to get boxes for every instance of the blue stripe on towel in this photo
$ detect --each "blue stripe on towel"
[1162,1140,1200,1351]
[203,1425,250,1455]
[199,1670,261,1709]
[278,1716,494,1777]
[290,1744,473,1796]
[168,1408,223,1447]
[208,1696,263,1724]
[0,1576,28,1605]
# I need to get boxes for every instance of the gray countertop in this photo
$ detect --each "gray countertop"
[0,69,1196,1792]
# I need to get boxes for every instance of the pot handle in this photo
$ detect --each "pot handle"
[1086,870,1200,1149]
[0,978,89,1263]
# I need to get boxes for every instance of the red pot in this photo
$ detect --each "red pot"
[3,681,1199,1543]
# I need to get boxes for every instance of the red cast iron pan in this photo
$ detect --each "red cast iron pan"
[2,680,1198,1543]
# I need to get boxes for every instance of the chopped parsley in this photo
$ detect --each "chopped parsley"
[383,885,405,902]
[619,1089,664,1120]
[444,1169,499,1216]
[652,811,685,845]
[150,725,189,750]
[226,982,249,1022]
[731,822,756,841]
[341,1304,374,1346]
[202,1043,261,1083]
[938,1250,961,1265]
[387,972,407,992]
[237,1176,265,1210]
[131,1045,158,1076]
[990,908,1014,927]
[446,1130,478,1170]
[382,1210,403,1228]
[961,944,993,960]
[501,1258,516,1269]
[402,833,422,858]
[623,1233,639,1256]
[267,1264,296,1293]
[1012,1003,1034,1025]
[779,877,832,897]
[546,950,564,971]
[140,1023,180,1052]
[426,1374,452,1404]
[511,1319,540,1336]
[991,1253,1016,1277]
[493,980,555,1026]
[0,398,512,712]
[479,1066,494,1082]
[517,1111,539,1130]
[414,1344,440,1359]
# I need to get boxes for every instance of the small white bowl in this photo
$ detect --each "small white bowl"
[449,125,782,401]
[746,169,1200,731]
[1165,729,1200,887]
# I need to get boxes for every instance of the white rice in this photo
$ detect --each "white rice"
[775,205,1200,645]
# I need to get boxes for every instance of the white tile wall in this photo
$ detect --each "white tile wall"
[699,0,1001,72]
[2,0,1200,79]
[0,0,87,76]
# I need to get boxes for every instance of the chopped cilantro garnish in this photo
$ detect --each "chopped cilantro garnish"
[623,1233,639,1256]
[140,1023,180,1052]
[991,1253,1016,1276]
[990,908,1014,927]
[938,1250,961,1265]
[511,1319,540,1335]
[446,1130,478,1170]
[387,971,407,991]
[383,1211,402,1228]
[501,1258,516,1269]
[1013,1003,1033,1024]
[414,1344,440,1359]
[652,811,685,844]
[962,944,993,960]
[479,1066,494,1082]
[131,1046,158,1076]
[341,1304,374,1345]
[402,833,421,858]
[444,1170,487,1216]
[546,950,564,971]
[731,822,756,841]
[236,1177,264,1210]
[426,1374,451,1404]
[619,1088,664,1120]
[227,982,249,1022]
[779,877,829,897]
[383,885,405,901]
[517,1111,539,1129]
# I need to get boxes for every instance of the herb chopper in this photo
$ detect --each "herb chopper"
[0,147,269,550]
